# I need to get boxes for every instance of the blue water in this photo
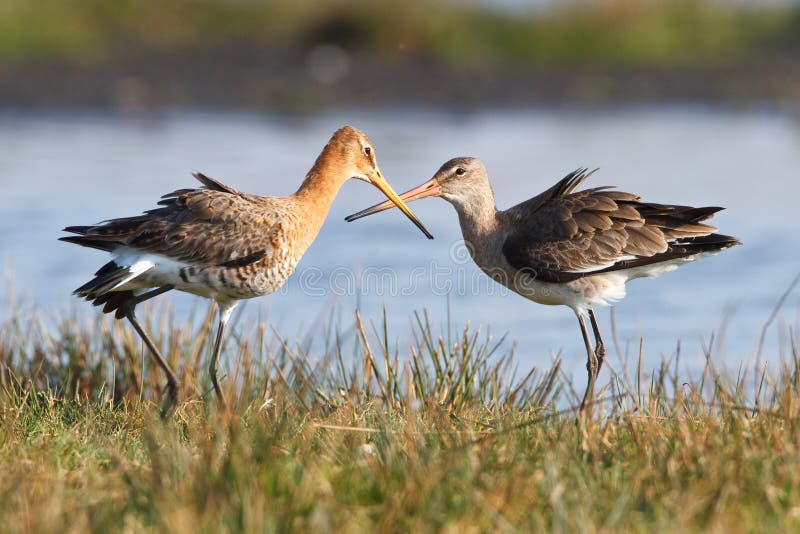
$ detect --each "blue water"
[1,106,798,379]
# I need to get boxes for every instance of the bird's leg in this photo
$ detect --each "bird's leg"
[121,285,178,419]
[587,308,607,373]
[208,301,237,409]
[577,310,599,416]
[132,285,174,306]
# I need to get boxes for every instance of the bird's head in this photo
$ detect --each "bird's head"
[426,157,490,205]
[327,126,432,239]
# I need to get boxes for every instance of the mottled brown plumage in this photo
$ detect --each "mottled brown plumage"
[500,168,733,283]
[346,158,740,416]
[60,125,432,417]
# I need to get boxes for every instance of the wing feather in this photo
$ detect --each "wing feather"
[501,169,737,283]
[60,173,282,267]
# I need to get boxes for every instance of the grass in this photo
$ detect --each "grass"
[2,295,800,531]
[0,0,797,68]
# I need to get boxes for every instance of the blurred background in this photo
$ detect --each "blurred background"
[1,0,799,376]
[1,0,800,108]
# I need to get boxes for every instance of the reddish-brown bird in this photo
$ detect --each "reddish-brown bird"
[347,158,739,414]
[60,126,432,416]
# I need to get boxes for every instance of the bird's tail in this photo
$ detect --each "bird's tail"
[74,261,131,298]
[73,260,148,318]
[672,233,741,254]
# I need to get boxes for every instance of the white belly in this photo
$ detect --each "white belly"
[478,252,713,312]
[109,247,296,302]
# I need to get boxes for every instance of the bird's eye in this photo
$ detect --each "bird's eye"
[455,167,466,176]
[364,146,372,157]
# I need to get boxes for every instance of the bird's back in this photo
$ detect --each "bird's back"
[499,168,739,283]
[61,172,308,313]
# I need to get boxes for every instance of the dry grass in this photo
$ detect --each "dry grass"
[1,295,800,532]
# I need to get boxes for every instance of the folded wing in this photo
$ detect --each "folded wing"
[60,172,280,268]
[502,168,739,283]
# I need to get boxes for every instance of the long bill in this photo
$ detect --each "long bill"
[347,177,441,228]
[367,171,435,239]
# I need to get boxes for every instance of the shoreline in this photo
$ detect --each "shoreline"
[3,50,800,111]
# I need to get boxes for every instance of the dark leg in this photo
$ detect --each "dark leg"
[209,302,237,408]
[577,311,599,416]
[209,320,227,407]
[132,285,174,306]
[587,308,607,373]
[120,285,178,419]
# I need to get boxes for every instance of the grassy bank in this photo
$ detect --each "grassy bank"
[1,0,800,108]
[0,0,796,67]
[2,300,800,531]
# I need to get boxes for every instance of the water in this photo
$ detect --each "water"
[1,106,798,378]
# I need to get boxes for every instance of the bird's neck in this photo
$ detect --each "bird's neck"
[293,150,349,231]
[449,189,500,243]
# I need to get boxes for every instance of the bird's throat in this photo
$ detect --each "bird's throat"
[451,192,499,242]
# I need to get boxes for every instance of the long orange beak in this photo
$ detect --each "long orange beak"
[347,177,442,225]
[367,170,434,239]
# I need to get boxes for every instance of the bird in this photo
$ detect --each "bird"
[346,157,740,415]
[60,125,433,417]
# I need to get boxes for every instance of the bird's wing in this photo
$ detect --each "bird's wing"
[61,172,284,266]
[501,169,728,283]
